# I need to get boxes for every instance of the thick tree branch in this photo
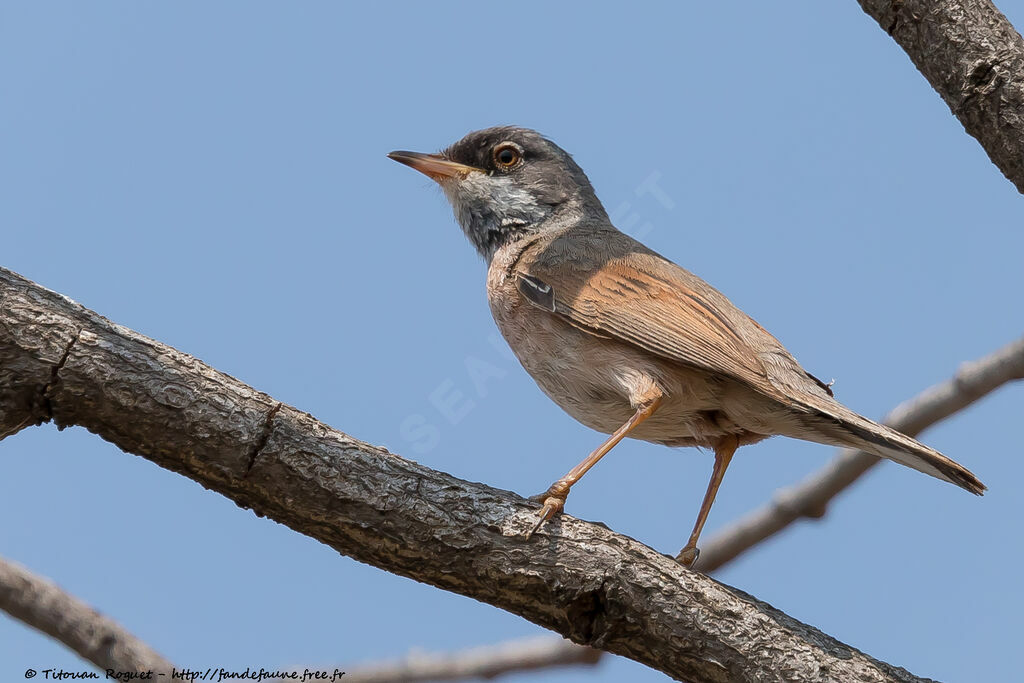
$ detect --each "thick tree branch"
[858,0,1024,192]
[696,336,1024,572]
[0,555,175,673]
[0,266,941,683]
[338,637,601,683]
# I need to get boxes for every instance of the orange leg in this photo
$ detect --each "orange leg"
[676,434,739,567]
[525,395,663,539]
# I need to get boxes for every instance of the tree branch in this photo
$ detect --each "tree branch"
[337,637,601,683]
[696,336,1024,571]
[858,0,1024,192]
[0,554,175,673]
[0,265,943,682]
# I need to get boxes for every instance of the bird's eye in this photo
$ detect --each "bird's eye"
[493,143,522,168]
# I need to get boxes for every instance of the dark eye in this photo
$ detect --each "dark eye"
[493,143,522,168]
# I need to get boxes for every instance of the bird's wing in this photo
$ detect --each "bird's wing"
[515,228,831,404]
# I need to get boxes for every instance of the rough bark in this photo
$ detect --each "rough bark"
[0,266,938,682]
[0,555,175,673]
[858,0,1024,192]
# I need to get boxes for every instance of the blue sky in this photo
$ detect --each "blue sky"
[2,3,1022,682]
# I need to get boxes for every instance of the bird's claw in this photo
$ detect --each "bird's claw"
[676,545,700,567]
[524,495,565,540]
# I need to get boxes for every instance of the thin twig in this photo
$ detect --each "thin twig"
[336,637,602,683]
[0,554,175,673]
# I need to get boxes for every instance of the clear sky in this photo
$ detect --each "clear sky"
[2,3,1022,682]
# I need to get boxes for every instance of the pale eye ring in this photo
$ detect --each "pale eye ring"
[493,143,522,168]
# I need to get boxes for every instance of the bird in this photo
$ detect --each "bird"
[387,126,985,566]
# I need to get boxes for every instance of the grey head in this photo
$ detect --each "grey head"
[388,126,608,261]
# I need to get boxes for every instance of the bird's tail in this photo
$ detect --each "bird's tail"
[793,397,985,495]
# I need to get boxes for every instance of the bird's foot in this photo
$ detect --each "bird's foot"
[525,483,569,540]
[675,545,700,567]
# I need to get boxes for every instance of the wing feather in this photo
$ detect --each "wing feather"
[517,228,803,399]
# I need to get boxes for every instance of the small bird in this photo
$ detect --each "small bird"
[388,127,985,566]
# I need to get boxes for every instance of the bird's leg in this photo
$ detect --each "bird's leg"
[526,395,663,539]
[675,434,739,567]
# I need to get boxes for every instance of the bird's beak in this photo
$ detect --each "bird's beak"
[388,151,482,182]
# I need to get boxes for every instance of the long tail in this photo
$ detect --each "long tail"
[794,397,986,495]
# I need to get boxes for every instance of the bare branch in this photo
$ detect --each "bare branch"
[696,336,1024,572]
[0,267,953,683]
[857,0,1024,192]
[0,554,175,673]
[335,637,601,683]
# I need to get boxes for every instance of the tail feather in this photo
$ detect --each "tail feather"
[796,399,986,495]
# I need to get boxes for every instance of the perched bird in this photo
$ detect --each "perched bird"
[388,126,985,566]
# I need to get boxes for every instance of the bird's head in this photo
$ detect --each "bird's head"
[389,126,606,261]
